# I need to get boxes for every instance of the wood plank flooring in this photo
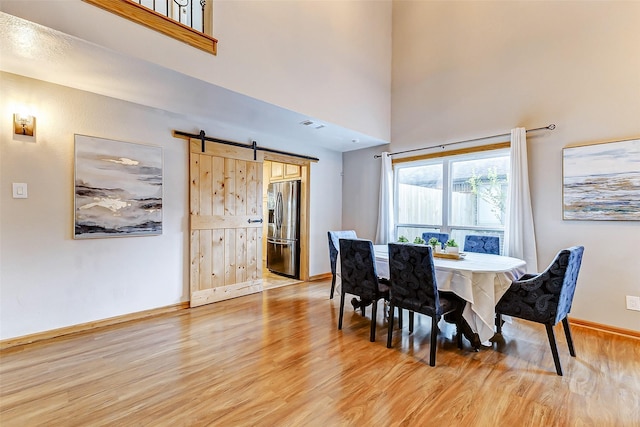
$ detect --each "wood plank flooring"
[1,280,639,426]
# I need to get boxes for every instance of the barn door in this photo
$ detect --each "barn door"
[189,138,264,307]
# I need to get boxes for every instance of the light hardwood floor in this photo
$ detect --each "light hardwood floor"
[1,280,639,426]
[263,269,301,290]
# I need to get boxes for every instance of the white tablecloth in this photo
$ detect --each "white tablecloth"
[334,245,527,343]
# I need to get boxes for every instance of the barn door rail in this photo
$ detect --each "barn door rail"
[173,129,319,162]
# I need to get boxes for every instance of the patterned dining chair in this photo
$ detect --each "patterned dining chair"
[495,246,585,376]
[338,238,390,342]
[386,243,463,366]
[421,232,449,249]
[464,235,500,255]
[327,230,357,299]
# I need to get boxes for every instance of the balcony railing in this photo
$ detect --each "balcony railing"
[137,0,206,33]
[83,0,217,54]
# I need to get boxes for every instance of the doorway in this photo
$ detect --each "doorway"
[262,158,310,289]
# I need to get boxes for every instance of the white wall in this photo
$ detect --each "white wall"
[309,148,344,276]
[0,73,343,340]
[342,144,389,240]
[0,0,392,142]
[343,1,640,331]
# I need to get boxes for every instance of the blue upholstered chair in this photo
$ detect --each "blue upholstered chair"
[421,232,449,249]
[327,230,357,299]
[386,243,463,366]
[495,246,585,376]
[464,235,500,255]
[338,238,390,342]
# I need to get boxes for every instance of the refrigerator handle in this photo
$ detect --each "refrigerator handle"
[268,239,292,246]
[275,191,283,229]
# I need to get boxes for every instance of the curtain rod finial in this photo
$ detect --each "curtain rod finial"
[548,124,556,130]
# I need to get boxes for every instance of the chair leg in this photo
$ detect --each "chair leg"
[562,317,576,357]
[496,313,503,334]
[338,291,345,330]
[429,315,438,367]
[370,299,378,342]
[387,303,395,348]
[330,274,336,299]
[545,323,563,376]
[409,311,415,333]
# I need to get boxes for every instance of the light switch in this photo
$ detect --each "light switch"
[12,183,28,199]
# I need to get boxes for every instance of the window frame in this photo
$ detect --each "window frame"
[393,142,510,248]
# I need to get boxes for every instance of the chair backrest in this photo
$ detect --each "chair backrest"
[464,235,499,254]
[501,246,584,324]
[555,246,584,324]
[339,238,379,300]
[421,232,449,248]
[328,230,357,275]
[388,243,441,316]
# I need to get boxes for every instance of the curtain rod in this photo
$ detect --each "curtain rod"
[373,124,556,159]
[173,130,319,162]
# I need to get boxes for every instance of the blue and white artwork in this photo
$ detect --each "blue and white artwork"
[74,135,163,238]
[563,138,640,221]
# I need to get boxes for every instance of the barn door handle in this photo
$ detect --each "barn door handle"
[248,218,263,224]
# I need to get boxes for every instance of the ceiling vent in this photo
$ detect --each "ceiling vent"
[300,120,325,130]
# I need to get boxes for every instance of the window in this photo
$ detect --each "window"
[394,147,510,253]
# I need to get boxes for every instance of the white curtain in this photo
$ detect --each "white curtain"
[375,152,394,244]
[504,128,538,272]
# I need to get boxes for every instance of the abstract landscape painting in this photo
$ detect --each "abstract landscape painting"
[563,138,640,221]
[74,135,163,238]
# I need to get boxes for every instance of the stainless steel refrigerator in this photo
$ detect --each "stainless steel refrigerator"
[267,180,300,278]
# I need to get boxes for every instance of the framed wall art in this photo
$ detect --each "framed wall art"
[563,138,640,221]
[74,135,163,238]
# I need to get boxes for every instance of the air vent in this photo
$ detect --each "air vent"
[300,119,325,130]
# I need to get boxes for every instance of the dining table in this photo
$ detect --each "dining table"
[333,244,527,345]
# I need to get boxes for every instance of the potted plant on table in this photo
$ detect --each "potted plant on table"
[445,239,459,254]
[413,236,426,245]
[428,237,440,253]
[398,235,409,242]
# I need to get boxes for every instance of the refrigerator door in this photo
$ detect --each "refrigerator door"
[267,238,298,278]
[268,181,299,241]
[266,180,300,278]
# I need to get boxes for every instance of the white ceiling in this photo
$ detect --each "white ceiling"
[0,12,388,153]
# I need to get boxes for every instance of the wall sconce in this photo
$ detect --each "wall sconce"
[14,113,36,137]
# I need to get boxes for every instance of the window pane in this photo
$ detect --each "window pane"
[396,163,443,225]
[450,154,509,227]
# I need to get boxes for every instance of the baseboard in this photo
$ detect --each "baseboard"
[569,317,640,340]
[309,272,332,282]
[0,302,190,350]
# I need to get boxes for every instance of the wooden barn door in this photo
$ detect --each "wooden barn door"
[189,138,264,307]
